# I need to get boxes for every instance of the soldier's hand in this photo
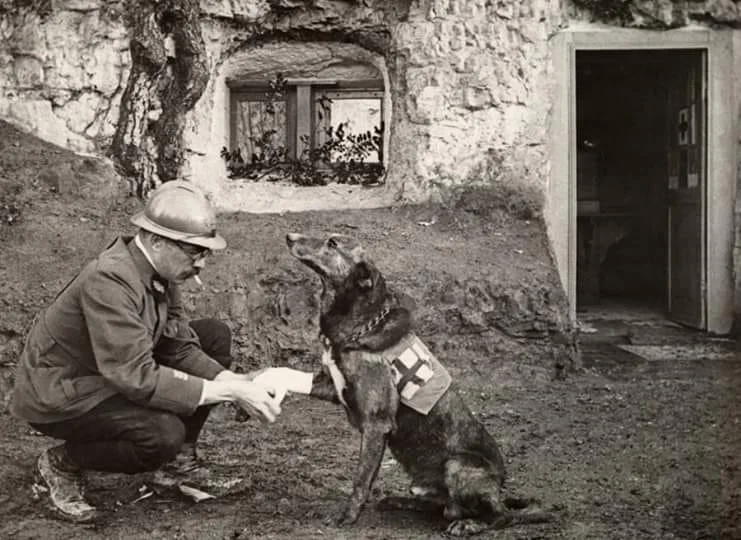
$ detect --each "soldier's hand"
[229,380,282,423]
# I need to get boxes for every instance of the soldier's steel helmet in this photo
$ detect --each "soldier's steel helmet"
[130,180,226,250]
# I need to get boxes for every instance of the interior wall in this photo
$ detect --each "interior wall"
[576,51,670,304]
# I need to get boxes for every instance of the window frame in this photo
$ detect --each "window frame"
[312,86,385,164]
[229,85,297,160]
[228,79,384,162]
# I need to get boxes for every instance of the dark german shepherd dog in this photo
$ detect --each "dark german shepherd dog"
[286,232,553,536]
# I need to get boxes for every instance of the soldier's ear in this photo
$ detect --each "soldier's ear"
[354,261,374,289]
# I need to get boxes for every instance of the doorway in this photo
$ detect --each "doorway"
[547,29,735,336]
[575,49,704,327]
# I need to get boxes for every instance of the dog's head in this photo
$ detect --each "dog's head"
[287,232,414,349]
[286,232,372,289]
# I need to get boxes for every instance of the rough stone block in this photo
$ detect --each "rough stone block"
[56,92,103,134]
[412,86,447,124]
[89,46,127,96]
[707,0,740,22]
[13,56,44,88]
[463,86,492,110]
[10,21,45,57]
[428,0,451,19]
[55,0,104,11]
[201,0,269,20]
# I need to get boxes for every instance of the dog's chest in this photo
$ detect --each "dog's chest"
[320,333,452,415]
[321,344,349,407]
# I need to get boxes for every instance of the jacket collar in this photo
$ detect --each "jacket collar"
[118,236,164,293]
[134,234,159,274]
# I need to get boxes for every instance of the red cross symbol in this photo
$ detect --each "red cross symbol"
[391,357,427,394]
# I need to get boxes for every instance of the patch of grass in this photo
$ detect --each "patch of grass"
[453,182,542,222]
[0,181,24,236]
[449,150,544,221]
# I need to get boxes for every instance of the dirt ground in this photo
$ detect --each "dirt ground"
[0,121,740,539]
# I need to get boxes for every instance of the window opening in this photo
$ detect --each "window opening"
[223,75,385,186]
[314,89,384,164]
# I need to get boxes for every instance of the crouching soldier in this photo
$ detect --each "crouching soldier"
[10,181,283,523]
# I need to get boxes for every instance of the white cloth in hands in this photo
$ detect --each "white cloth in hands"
[251,367,313,404]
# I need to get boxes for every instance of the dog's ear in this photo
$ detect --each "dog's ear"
[354,261,375,290]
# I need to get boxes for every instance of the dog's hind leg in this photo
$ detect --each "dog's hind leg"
[444,489,554,537]
[376,496,445,513]
[445,517,509,537]
[377,484,447,513]
[443,490,512,537]
[442,455,511,536]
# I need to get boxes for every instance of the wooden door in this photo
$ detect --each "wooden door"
[667,50,706,328]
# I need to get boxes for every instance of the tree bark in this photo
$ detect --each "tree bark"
[110,0,208,197]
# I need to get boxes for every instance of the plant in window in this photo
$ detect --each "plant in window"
[308,121,385,185]
[264,73,288,115]
[223,74,385,187]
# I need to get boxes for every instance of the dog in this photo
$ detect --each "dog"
[286,232,554,536]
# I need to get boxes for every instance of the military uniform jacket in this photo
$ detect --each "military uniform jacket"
[10,237,225,424]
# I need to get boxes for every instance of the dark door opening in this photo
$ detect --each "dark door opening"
[575,49,706,327]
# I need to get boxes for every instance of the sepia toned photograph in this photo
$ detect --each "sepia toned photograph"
[0,1,739,538]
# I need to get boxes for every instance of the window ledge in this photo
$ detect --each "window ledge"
[211,180,396,214]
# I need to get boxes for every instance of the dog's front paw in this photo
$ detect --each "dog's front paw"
[445,518,489,537]
[324,503,361,527]
[339,505,361,525]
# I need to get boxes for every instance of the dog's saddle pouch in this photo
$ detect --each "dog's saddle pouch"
[381,333,451,415]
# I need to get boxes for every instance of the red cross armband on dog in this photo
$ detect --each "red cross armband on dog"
[382,334,452,415]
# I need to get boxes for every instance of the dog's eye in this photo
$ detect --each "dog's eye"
[327,237,338,249]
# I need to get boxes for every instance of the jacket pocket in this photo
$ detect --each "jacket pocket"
[33,324,57,358]
[29,314,64,366]
[61,376,105,402]
[26,367,74,411]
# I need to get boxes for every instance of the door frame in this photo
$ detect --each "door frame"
[547,28,736,334]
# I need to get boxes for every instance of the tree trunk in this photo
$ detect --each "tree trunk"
[110,0,208,197]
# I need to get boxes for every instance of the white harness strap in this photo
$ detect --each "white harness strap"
[321,339,348,407]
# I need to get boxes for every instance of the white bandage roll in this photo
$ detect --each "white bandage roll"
[251,367,314,398]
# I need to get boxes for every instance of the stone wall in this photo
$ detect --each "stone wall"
[3,0,741,328]
[389,0,561,203]
[0,2,129,153]
[0,0,563,207]
[2,1,741,205]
